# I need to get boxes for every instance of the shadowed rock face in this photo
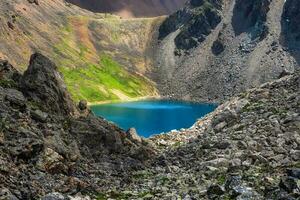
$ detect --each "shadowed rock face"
[281,0,300,65]
[20,53,76,116]
[159,0,222,51]
[282,0,300,45]
[232,0,271,38]
[66,0,186,18]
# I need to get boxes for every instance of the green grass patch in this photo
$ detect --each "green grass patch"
[59,55,155,103]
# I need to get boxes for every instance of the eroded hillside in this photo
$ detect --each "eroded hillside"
[0,0,161,103]
[156,0,300,103]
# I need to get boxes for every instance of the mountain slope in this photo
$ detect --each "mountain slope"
[0,0,161,103]
[155,0,300,103]
[0,54,154,199]
[66,0,186,18]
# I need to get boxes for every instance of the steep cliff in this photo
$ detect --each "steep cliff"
[155,0,299,103]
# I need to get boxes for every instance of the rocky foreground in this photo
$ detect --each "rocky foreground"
[0,53,300,199]
[0,53,154,199]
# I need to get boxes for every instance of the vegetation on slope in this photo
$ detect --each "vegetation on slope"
[60,55,156,102]
[52,16,157,103]
[0,1,161,104]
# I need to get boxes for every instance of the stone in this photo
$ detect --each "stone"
[0,132,4,145]
[37,148,67,174]
[9,138,43,159]
[7,21,14,30]
[213,141,231,149]
[27,0,39,5]
[20,53,76,116]
[236,187,262,200]
[287,168,300,179]
[279,176,299,193]
[0,188,18,200]
[5,88,25,106]
[207,185,225,198]
[78,100,87,111]
[126,127,142,143]
[214,121,227,132]
[225,175,242,191]
[31,109,48,122]
[203,158,230,168]
[212,40,225,55]
[41,193,66,200]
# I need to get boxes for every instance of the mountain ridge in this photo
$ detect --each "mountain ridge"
[155,0,300,103]
[65,0,186,18]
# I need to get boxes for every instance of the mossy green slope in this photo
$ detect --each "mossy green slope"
[60,55,156,102]
[51,15,158,103]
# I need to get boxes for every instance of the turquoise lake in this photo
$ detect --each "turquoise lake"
[91,100,217,138]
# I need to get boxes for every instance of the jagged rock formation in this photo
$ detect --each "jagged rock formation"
[155,0,299,103]
[0,54,153,199]
[159,0,222,51]
[20,53,76,116]
[65,0,186,18]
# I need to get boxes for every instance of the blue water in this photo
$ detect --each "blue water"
[91,100,217,138]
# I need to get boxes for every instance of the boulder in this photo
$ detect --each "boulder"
[5,88,25,107]
[20,53,76,116]
[31,109,48,122]
[279,176,299,193]
[212,39,225,55]
[78,100,87,111]
[207,184,225,198]
[126,128,142,143]
[41,193,66,200]
[287,168,300,179]
[37,148,68,174]
[0,188,18,200]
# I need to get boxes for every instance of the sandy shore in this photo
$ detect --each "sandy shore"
[87,95,161,106]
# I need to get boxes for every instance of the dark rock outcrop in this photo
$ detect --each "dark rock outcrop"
[19,53,76,116]
[232,0,271,40]
[280,0,300,65]
[0,54,151,199]
[211,39,225,55]
[159,0,222,51]
[27,0,39,5]
[281,0,300,47]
